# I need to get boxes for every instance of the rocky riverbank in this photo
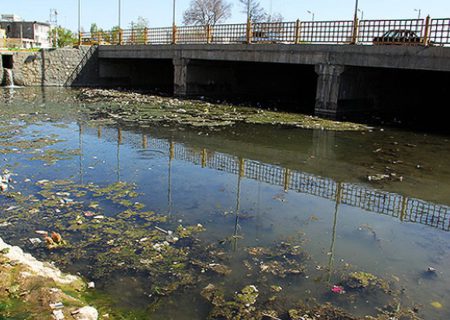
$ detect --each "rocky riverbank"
[79,89,368,131]
[0,238,98,320]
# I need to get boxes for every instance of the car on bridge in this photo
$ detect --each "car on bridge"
[372,29,429,45]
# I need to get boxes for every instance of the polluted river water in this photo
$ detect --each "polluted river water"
[1,87,450,319]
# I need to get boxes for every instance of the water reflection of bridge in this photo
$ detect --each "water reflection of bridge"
[89,126,450,232]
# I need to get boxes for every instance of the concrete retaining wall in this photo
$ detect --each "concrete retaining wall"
[1,47,91,86]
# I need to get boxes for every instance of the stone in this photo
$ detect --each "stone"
[72,306,99,320]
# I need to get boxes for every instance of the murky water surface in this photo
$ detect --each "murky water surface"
[1,88,450,319]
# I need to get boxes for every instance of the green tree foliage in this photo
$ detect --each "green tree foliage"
[129,17,149,44]
[50,27,77,47]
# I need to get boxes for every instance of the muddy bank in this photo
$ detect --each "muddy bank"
[78,89,368,131]
[0,237,98,319]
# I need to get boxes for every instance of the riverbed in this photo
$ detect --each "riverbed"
[1,87,450,319]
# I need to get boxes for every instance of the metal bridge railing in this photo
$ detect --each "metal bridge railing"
[80,16,450,47]
[300,20,354,44]
[429,18,450,45]
[209,23,247,44]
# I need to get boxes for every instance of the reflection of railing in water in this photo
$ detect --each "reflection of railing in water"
[89,127,450,232]
[150,137,450,231]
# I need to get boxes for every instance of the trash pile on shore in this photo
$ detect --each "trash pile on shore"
[78,89,368,131]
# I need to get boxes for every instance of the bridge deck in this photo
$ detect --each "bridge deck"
[98,44,450,72]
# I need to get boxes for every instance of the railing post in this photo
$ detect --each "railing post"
[172,24,178,44]
[98,32,102,44]
[201,149,207,168]
[169,141,175,161]
[119,29,123,45]
[423,15,431,46]
[131,27,135,44]
[239,158,245,177]
[351,17,359,44]
[206,24,212,44]
[143,27,148,45]
[283,169,290,192]
[246,19,252,44]
[295,19,301,44]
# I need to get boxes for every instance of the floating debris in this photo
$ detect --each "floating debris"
[331,285,345,294]
[431,301,443,309]
[50,302,64,309]
[340,271,390,293]
[52,309,65,320]
[45,232,66,250]
[80,89,368,131]
[29,238,42,245]
[426,266,437,273]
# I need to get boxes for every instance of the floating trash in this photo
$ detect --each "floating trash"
[50,302,64,309]
[431,301,443,309]
[29,238,42,245]
[331,285,345,294]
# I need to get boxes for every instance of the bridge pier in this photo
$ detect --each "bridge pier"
[314,64,345,119]
[173,58,189,96]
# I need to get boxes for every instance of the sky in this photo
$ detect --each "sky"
[1,0,449,32]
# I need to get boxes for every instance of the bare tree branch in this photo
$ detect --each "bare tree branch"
[183,0,232,26]
[238,0,267,23]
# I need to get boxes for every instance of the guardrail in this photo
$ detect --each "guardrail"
[81,16,450,47]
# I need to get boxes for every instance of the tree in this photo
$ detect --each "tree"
[90,23,99,34]
[130,16,149,29]
[183,0,232,26]
[109,25,121,44]
[267,12,283,23]
[129,17,149,44]
[238,0,267,22]
[50,27,77,47]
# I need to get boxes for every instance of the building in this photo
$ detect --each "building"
[0,14,52,48]
[1,14,22,22]
[0,29,5,48]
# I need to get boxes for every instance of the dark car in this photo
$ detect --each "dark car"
[373,29,426,45]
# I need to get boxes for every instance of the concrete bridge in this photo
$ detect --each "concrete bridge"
[84,43,450,119]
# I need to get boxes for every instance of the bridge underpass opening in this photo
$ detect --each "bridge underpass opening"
[185,60,317,114]
[99,58,174,94]
[338,66,450,132]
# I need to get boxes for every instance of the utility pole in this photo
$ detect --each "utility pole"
[118,0,121,29]
[351,0,359,44]
[78,0,81,45]
[173,0,176,26]
[49,9,58,47]
[307,10,315,22]
[353,0,359,23]
[358,9,364,21]
[414,8,421,20]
